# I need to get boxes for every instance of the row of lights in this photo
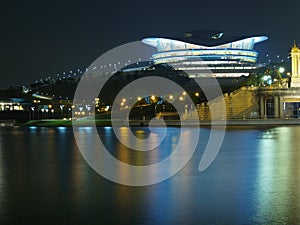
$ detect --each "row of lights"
[30,58,153,91]
[0,103,23,111]
[119,91,201,107]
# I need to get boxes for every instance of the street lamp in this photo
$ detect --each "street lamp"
[86,105,91,115]
[68,108,72,118]
[120,102,125,109]
[263,75,272,85]
[263,75,269,81]
[279,67,285,73]
[140,106,143,120]
[41,108,45,119]
[45,108,49,119]
[31,107,35,120]
[60,105,64,118]
[179,96,184,115]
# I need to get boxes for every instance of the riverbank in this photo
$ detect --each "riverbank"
[19,118,300,127]
[20,119,112,127]
[0,120,16,127]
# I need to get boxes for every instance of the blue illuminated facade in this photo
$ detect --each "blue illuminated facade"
[142,30,268,77]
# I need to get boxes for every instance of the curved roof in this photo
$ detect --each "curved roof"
[142,29,268,48]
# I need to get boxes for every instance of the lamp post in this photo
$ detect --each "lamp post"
[45,108,49,119]
[278,67,285,79]
[51,109,54,118]
[104,106,109,120]
[263,75,272,86]
[179,96,184,115]
[68,108,71,118]
[86,105,91,115]
[78,106,83,117]
[41,108,45,119]
[31,107,35,120]
[60,105,64,118]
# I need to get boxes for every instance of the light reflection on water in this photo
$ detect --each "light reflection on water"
[0,126,300,224]
[254,127,300,224]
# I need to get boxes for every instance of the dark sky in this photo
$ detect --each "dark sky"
[1,0,299,88]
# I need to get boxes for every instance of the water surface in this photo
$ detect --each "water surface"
[0,126,300,224]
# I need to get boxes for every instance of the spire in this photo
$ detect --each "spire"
[291,41,299,53]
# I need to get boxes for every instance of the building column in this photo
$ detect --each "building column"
[274,96,279,118]
[279,96,284,118]
[260,96,265,119]
[298,55,300,76]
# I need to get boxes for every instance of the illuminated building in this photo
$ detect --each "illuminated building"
[142,30,268,78]
[0,102,24,111]
[290,41,300,87]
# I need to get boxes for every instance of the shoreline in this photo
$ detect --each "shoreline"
[16,118,300,128]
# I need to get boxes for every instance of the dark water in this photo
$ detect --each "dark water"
[1,126,300,225]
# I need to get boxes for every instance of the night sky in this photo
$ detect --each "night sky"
[1,0,299,88]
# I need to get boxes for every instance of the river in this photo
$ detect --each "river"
[0,126,300,224]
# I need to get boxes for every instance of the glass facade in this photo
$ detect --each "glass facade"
[283,102,300,118]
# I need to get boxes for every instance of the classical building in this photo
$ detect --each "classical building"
[290,42,300,87]
[142,30,268,78]
[194,42,300,120]
[257,42,300,118]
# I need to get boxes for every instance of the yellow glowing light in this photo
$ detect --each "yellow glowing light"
[195,92,199,97]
